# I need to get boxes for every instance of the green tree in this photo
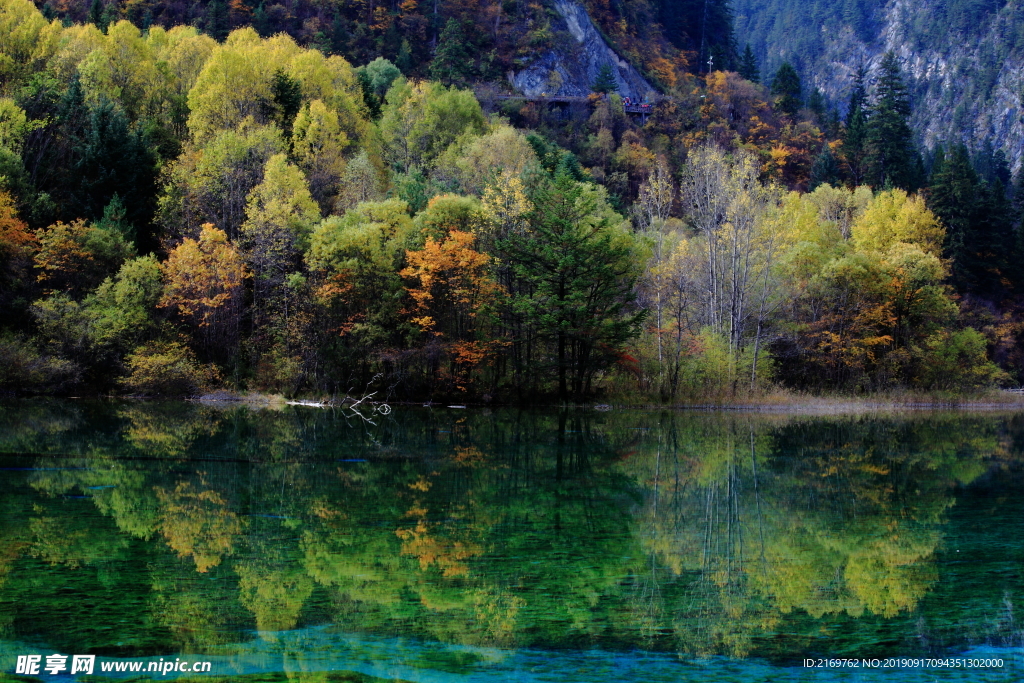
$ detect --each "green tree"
[770,62,801,117]
[270,69,303,140]
[809,144,841,190]
[592,64,618,94]
[429,19,473,87]
[864,52,920,190]
[499,173,646,400]
[842,66,868,185]
[239,153,320,328]
[737,44,759,83]
[73,99,157,247]
[929,145,978,290]
[807,87,826,119]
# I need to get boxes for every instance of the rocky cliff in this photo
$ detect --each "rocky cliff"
[507,0,656,100]
[734,0,1024,173]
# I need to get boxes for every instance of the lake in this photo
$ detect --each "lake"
[0,399,1021,682]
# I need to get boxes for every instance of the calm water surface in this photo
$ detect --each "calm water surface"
[0,400,1022,682]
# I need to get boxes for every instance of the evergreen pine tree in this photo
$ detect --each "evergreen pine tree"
[396,40,413,76]
[864,52,919,190]
[592,64,618,94]
[738,44,759,83]
[88,0,105,30]
[807,88,826,120]
[331,11,349,56]
[73,99,157,247]
[270,69,303,139]
[96,193,136,244]
[929,145,977,288]
[842,67,868,184]
[975,179,1015,295]
[205,0,230,42]
[252,3,269,37]
[771,62,801,117]
[809,144,841,190]
[429,19,474,87]
[824,108,842,140]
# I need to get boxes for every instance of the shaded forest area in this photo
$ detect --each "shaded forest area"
[0,0,1022,403]
[33,0,736,91]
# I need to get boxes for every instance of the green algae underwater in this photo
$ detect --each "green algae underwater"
[0,399,1022,682]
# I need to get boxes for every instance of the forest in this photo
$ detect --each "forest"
[0,0,1022,402]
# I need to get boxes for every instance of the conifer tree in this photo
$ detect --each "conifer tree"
[928,144,1014,296]
[929,144,976,289]
[738,44,759,83]
[88,0,104,29]
[842,66,868,185]
[864,52,920,190]
[592,64,618,94]
[809,144,841,190]
[270,69,303,139]
[498,173,645,400]
[807,88,826,120]
[429,19,473,87]
[771,62,801,117]
[205,0,230,41]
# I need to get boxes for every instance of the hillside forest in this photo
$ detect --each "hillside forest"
[0,0,1022,402]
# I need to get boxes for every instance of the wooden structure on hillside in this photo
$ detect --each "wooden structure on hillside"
[482,92,657,123]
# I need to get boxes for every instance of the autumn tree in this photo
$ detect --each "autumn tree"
[402,197,500,391]
[159,224,246,360]
[34,218,134,297]
[239,153,320,325]
[0,190,37,323]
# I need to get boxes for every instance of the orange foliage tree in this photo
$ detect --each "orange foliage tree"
[0,190,36,310]
[159,224,246,358]
[401,203,501,391]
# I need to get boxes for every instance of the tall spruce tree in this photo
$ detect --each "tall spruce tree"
[429,19,474,87]
[864,52,920,190]
[809,144,841,190]
[929,145,977,289]
[498,172,645,401]
[842,66,869,185]
[771,62,801,117]
[738,44,759,83]
[270,69,303,139]
[592,64,618,94]
[73,99,157,248]
[929,144,1014,296]
[807,88,826,119]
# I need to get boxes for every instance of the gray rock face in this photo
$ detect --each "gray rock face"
[508,0,656,100]
[735,0,1024,174]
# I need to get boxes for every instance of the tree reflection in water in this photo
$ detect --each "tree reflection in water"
[0,400,1020,668]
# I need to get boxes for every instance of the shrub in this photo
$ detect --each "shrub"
[121,341,220,396]
[914,329,1007,391]
[0,333,79,394]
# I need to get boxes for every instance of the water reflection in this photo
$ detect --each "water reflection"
[0,400,1022,677]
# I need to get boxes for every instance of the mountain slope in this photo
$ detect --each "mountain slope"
[733,0,1024,172]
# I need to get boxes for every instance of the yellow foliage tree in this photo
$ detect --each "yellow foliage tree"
[159,224,246,354]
